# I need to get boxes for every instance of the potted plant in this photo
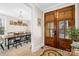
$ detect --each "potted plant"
[67,28,79,48]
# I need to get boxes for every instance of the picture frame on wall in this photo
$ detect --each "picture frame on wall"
[10,20,28,26]
[38,18,41,26]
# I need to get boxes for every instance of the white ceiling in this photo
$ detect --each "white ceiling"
[0,3,32,20]
[34,3,64,11]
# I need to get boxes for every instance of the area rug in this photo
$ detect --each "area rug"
[40,49,62,56]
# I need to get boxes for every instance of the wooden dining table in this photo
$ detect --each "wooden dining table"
[5,34,31,49]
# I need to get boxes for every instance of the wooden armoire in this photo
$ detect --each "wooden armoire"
[44,5,75,51]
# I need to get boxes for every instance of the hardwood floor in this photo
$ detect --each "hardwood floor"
[1,43,79,56]
[0,42,32,56]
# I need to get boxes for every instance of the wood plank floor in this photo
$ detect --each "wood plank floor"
[0,43,79,56]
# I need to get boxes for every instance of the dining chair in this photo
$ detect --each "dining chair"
[21,36,28,44]
[13,37,22,48]
[27,34,31,42]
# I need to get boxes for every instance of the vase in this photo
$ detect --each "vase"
[71,41,79,48]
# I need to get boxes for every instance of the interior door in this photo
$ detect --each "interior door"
[57,5,75,51]
[57,20,72,51]
[45,5,75,51]
[45,12,57,48]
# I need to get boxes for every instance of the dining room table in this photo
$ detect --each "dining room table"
[4,33,31,49]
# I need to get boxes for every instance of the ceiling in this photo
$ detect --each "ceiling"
[0,3,74,18]
[34,3,64,11]
[0,3,32,20]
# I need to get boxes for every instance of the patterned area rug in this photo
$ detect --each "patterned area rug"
[40,49,62,56]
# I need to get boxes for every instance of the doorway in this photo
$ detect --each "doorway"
[44,5,75,51]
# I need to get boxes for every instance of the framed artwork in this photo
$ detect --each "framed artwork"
[10,20,28,26]
[38,18,41,26]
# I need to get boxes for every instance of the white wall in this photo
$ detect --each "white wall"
[75,3,79,29]
[29,4,44,52]
[5,17,31,34]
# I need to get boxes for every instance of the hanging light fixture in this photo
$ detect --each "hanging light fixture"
[18,10,28,26]
[18,10,24,19]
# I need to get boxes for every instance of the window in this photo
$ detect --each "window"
[46,22,54,37]
[0,18,4,35]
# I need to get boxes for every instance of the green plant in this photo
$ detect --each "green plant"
[67,28,79,42]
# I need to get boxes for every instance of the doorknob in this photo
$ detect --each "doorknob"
[54,31,56,36]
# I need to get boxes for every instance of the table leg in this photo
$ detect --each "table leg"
[7,39,10,49]
[5,39,7,47]
[0,44,4,50]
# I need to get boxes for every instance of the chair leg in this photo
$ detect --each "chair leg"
[19,42,22,46]
[0,44,4,50]
[13,43,15,47]
[15,43,17,48]
[13,42,17,48]
[25,40,28,43]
